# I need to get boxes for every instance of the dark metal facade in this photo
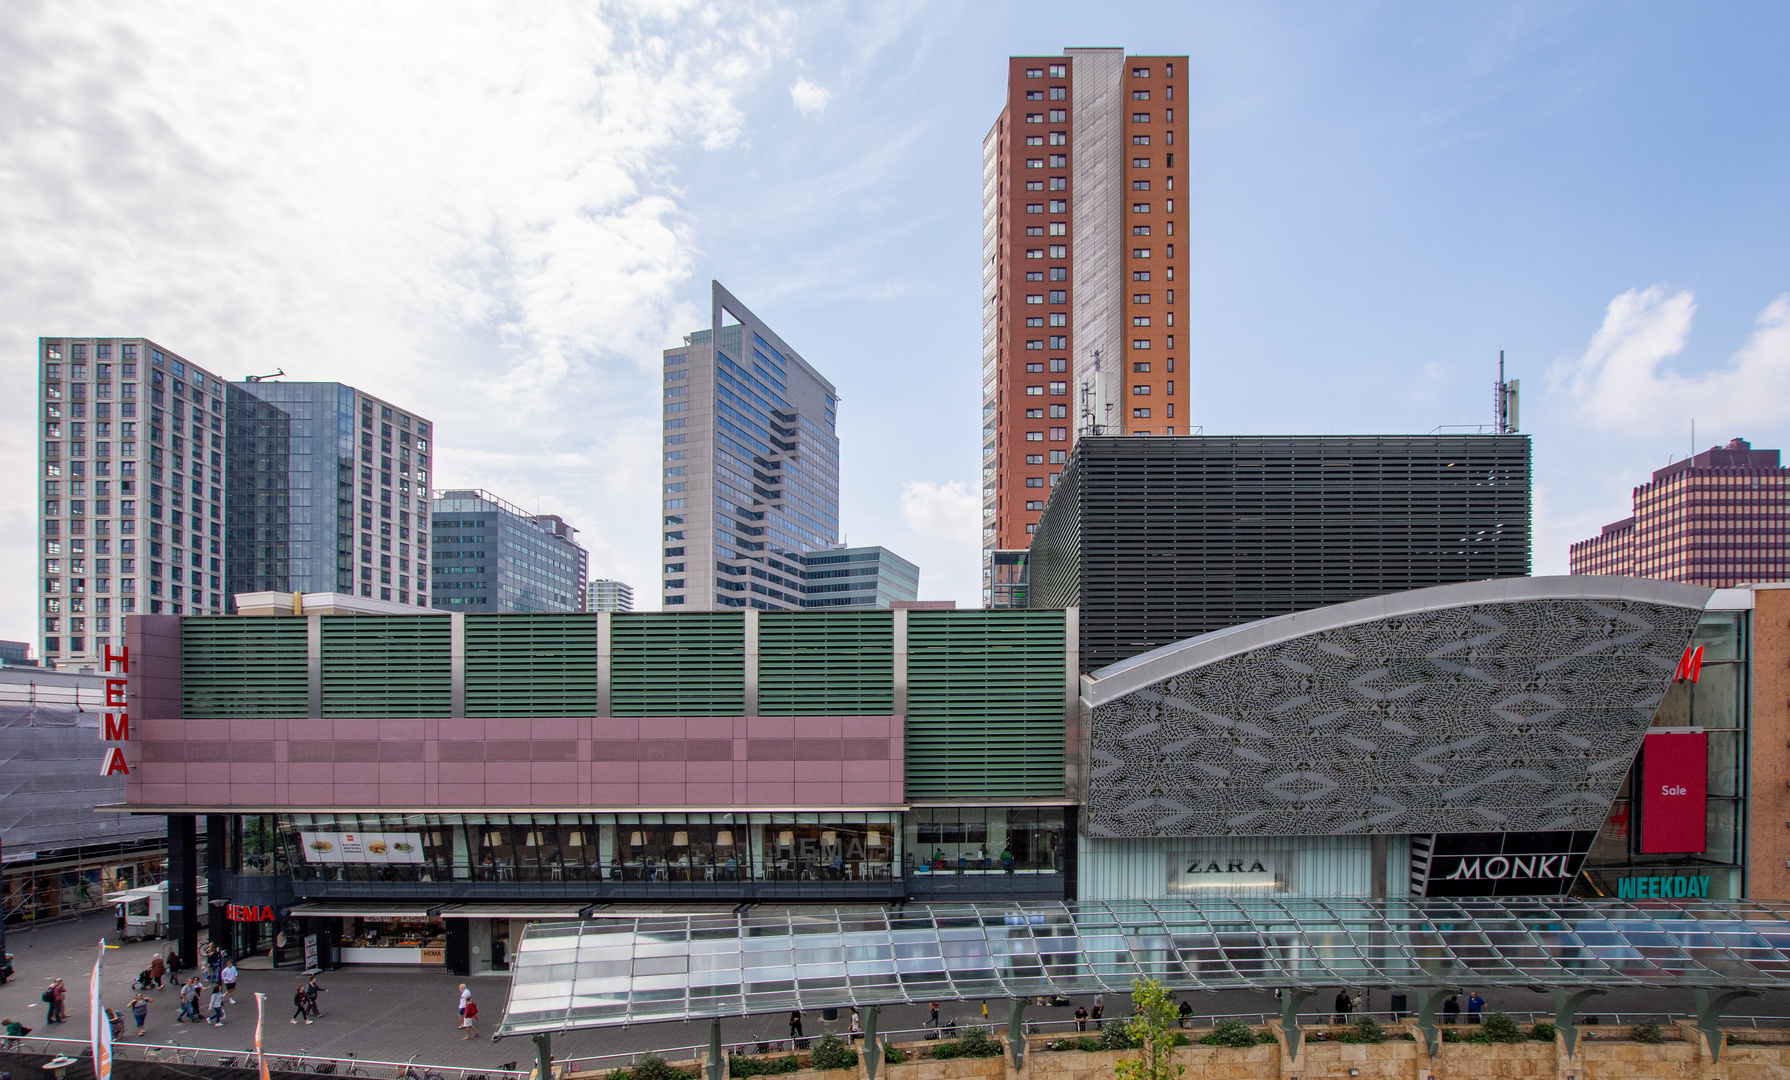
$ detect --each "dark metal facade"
[1030,435,1533,671]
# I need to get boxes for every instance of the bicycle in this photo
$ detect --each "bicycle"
[145,1041,196,1065]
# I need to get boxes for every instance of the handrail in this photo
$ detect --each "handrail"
[0,1033,528,1078]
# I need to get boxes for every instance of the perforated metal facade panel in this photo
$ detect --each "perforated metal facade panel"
[609,612,745,716]
[320,616,451,717]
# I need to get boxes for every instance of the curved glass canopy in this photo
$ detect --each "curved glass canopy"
[495,898,1790,1036]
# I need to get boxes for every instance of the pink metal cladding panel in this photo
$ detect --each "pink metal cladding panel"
[122,715,906,810]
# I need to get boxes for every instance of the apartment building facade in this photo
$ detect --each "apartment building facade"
[1570,438,1790,587]
[430,489,589,613]
[981,49,1190,601]
[588,579,635,612]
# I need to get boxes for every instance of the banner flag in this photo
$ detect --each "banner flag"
[90,938,113,1080]
[256,991,271,1080]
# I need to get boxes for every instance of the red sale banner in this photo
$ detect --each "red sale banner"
[1640,731,1707,854]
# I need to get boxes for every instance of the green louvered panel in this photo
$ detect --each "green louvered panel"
[905,610,1067,800]
[182,616,309,717]
[463,614,598,716]
[320,616,451,717]
[610,613,744,716]
[758,612,894,715]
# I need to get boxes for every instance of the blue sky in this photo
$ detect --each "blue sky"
[4,2,1789,639]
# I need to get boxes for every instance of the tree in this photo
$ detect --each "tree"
[1114,977,1186,1080]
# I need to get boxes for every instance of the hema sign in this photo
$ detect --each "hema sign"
[1640,731,1708,854]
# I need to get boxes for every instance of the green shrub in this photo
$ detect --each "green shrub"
[729,1055,801,1078]
[1201,1020,1261,1048]
[1346,1017,1387,1044]
[1077,1036,1102,1052]
[1482,1012,1524,1044]
[956,1027,1004,1058]
[809,1035,858,1072]
[1530,1022,1557,1043]
[630,1053,692,1080]
[882,1042,907,1065]
[1441,1029,1460,1044]
[1465,1028,1494,1045]
[1633,1020,1666,1044]
[1096,1023,1139,1051]
[932,1041,959,1060]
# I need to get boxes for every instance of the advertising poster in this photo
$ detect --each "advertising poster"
[298,831,425,864]
[1640,731,1708,854]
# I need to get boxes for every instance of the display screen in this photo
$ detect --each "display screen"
[1640,732,1708,854]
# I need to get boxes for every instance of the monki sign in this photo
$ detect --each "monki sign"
[1616,874,1712,900]
[100,644,129,776]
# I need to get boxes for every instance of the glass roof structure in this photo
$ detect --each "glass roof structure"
[495,898,1790,1035]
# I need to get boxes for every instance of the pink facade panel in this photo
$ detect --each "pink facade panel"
[122,715,907,810]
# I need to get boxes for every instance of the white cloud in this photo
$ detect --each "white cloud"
[790,77,832,116]
[1553,285,1790,433]
[0,2,798,636]
[894,479,981,603]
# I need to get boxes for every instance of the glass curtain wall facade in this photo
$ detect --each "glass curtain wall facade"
[1581,609,1751,898]
[227,382,433,608]
[430,490,588,612]
[38,338,230,667]
[662,282,842,610]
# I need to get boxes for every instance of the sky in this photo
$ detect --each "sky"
[4,1,1790,643]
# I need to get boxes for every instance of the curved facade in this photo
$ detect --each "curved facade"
[1079,576,1713,840]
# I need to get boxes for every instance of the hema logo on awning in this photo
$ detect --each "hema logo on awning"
[1616,874,1711,899]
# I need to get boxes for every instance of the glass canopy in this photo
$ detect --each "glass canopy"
[496,898,1790,1036]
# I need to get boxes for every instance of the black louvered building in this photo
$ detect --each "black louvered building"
[1029,435,1532,671]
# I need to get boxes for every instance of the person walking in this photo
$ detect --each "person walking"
[175,978,197,1023]
[50,978,68,1024]
[848,1007,862,1044]
[1333,989,1352,1025]
[928,1002,939,1030]
[1442,994,1460,1025]
[304,975,326,1019]
[292,983,311,1025]
[148,953,166,990]
[460,996,481,1040]
[220,960,239,1004]
[788,1010,804,1049]
[207,985,227,1026]
[1466,990,1484,1025]
[1091,996,1104,1030]
[129,993,149,1036]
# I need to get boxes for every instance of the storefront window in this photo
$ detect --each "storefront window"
[339,915,445,965]
[905,807,1065,874]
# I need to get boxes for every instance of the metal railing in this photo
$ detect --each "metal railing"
[0,1033,529,1079]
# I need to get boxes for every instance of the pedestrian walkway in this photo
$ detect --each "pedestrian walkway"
[3,911,1787,1072]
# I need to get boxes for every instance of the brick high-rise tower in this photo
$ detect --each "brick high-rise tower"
[980,48,1190,604]
[1570,438,1790,586]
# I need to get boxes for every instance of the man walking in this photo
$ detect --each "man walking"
[220,959,239,1004]
[789,1010,804,1049]
[928,1002,939,1030]
[175,978,197,1023]
[1091,996,1104,1030]
[1334,989,1352,1025]
[304,975,326,1019]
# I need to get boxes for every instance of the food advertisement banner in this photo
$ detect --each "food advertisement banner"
[299,831,425,864]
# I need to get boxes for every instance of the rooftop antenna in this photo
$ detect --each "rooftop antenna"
[243,368,285,382]
[1494,352,1519,434]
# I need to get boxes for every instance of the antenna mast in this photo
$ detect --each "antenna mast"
[1494,352,1519,434]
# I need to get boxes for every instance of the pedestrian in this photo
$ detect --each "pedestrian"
[928,1002,939,1029]
[789,1010,805,1049]
[1000,846,1014,874]
[1442,995,1460,1025]
[1334,989,1352,1025]
[1466,990,1484,1025]
[116,904,127,939]
[460,997,480,1040]
[148,953,166,990]
[304,975,326,1018]
[1177,1000,1192,1029]
[4,1017,31,1038]
[292,983,311,1025]
[1091,996,1104,1030]
[221,960,238,1003]
[50,978,68,1024]
[105,1007,122,1040]
[1351,989,1364,1018]
[1073,1005,1087,1032]
[207,985,227,1026]
[175,979,195,1023]
[130,993,149,1036]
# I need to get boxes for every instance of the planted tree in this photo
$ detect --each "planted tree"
[1114,977,1187,1080]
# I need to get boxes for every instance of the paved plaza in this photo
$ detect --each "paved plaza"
[2,912,1787,1073]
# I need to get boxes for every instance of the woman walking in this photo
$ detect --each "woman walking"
[207,985,227,1026]
[459,997,480,1040]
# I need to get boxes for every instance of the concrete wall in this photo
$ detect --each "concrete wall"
[1750,585,1790,900]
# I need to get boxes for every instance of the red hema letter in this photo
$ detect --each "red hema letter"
[1674,645,1704,683]
[102,712,130,741]
[103,643,129,674]
[100,747,130,776]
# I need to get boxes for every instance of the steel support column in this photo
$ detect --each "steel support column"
[1411,987,1455,1059]
[1006,998,1028,1068]
[707,1017,725,1080]
[533,1033,553,1080]
[1694,988,1758,1064]
[1552,988,1605,1057]
[1278,989,1317,1063]
[863,1005,881,1080]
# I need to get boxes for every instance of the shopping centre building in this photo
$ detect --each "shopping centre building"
[113,576,1788,974]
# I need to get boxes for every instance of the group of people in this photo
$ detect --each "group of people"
[1070,996,1107,1031]
[291,975,327,1024]
[1331,988,1486,1024]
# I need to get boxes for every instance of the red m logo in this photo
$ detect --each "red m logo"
[1675,645,1704,683]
